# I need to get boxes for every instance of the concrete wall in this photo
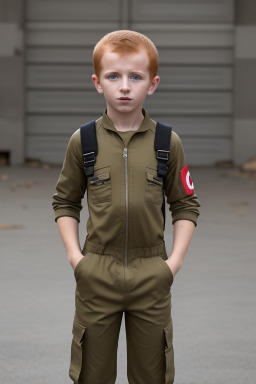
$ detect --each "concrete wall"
[233,0,256,165]
[0,0,25,164]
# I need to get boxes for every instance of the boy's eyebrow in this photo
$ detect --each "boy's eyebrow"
[104,70,145,75]
[129,71,145,75]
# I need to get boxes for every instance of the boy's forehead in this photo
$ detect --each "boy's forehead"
[100,50,149,71]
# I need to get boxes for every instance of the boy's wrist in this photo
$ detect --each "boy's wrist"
[67,250,84,270]
[166,256,182,278]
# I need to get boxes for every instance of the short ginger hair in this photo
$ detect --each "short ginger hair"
[93,30,159,80]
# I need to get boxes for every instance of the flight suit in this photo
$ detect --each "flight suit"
[52,108,200,384]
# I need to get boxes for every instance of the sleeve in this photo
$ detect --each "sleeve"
[52,129,86,222]
[164,131,200,226]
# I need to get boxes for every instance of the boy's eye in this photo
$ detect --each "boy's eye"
[108,74,118,80]
[130,74,142,80]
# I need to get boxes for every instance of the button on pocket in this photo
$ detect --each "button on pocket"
[89,172,110,186]
[69,319,86,383]
[88,166,111,204]
[145,169,163,205]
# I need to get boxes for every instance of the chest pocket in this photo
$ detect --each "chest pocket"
[88,166,111,204]
[145,169,163,205]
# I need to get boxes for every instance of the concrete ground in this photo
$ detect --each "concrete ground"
[0,165,256,384]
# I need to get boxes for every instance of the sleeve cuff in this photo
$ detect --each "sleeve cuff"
[54,209,80,223]
[172,212,199,227]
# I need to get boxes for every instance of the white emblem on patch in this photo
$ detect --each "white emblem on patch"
[180,164,195,195]
[186,171,194,190]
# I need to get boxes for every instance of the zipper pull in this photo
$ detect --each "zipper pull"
[123,148,128,158]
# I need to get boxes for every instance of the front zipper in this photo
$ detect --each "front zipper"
[123,147,128,268]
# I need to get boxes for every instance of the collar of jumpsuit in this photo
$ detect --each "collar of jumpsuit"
[101,108,154,134]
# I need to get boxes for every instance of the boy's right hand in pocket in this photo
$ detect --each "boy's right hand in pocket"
[69,251,84,271]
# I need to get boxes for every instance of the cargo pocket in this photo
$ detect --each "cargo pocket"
[88,166,111,204]
[69,319,86,384]
[164,321,175,384]
[145,169,163,205]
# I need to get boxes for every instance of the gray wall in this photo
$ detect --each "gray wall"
[233,0,256,165]
[1,0,255,166]
[0,0,25,164]
[25,0,234,166]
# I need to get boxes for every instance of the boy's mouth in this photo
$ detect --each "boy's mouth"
[118,97,132,100]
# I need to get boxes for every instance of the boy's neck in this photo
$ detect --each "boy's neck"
[106,107,144,132]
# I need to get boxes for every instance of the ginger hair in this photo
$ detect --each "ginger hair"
[93,30,159,80]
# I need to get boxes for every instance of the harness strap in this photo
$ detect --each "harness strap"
[154,122,172,178]
[154,122,172,229]
[80,120,98,178]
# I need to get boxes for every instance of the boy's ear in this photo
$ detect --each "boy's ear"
[92,74,104,94]
[147,76,160,96]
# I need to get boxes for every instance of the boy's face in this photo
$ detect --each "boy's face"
[92,49,160,116]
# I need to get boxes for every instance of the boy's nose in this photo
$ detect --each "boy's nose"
[119,77,130,92]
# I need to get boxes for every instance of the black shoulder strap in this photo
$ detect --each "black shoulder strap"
[80,120,98,178]
[154,122,172,178]
[154,122,172,230]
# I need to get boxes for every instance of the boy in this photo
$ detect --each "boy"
[52,30,200,384]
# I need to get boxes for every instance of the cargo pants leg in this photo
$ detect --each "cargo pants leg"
[124,256,175,384]
[68,252,174,384]
[69,252,124,384]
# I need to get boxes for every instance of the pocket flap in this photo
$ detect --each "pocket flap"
[97,171,110,181]
[90,172,110,184]
[164,321,173,348]
[72,320,86,344]
[146,172,163,186]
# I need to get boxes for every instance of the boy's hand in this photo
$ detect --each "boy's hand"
[165,258,177,279]
[56,217,84,271]
[166,219,196,278]
[69,251,84,271]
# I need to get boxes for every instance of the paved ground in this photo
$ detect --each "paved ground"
[0,165,256,384]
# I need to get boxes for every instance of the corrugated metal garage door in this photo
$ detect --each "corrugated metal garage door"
[25,0,234,165]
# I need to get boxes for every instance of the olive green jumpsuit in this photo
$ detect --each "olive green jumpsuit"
[52,109,200,384]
